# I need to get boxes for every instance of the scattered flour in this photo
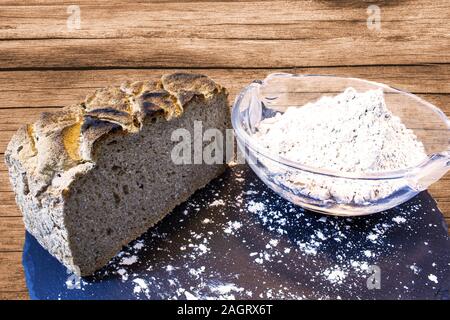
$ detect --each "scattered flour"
[253,88,427,204]
[133,278,150,298]
[60,166,441,300]
[247,200,266,213]
[210,283,245,299]
[210,199,225,207]
[165,265,176,272]
[367,233,379,242]
[133,240,145,250]
[120,255,138,266]
[409,264,421,275]
[184,291,198,300]
[323,266,347,284]
[224,221,242,234]
[428,274,438,284]
[189,266,206,279]
[117,268,129,281]
[363,250,373,258]
[392,216,407,224]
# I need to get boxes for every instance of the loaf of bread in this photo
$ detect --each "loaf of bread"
[5,73,230,276]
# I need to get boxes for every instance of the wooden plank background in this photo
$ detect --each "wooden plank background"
[0,0,448,300]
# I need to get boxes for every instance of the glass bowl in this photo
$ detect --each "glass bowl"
[231,73,450,216]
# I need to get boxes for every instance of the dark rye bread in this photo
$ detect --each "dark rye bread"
[5,73,230,276]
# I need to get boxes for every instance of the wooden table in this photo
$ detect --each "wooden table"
[0,0,448,300]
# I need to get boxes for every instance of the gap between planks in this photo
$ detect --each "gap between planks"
[0,66,448,111]
[0,1,449,68]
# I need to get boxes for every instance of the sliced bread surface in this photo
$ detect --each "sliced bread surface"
[5,73,230,276]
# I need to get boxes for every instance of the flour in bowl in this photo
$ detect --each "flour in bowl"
[253,88,428,204]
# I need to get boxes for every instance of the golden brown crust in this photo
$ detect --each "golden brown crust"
[5,73,227,198]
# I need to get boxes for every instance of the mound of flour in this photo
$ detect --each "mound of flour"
[253,88,427,204]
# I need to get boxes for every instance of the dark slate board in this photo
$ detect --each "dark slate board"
[23,165,450,300]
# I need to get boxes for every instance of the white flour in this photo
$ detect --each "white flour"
[254,88,428,204]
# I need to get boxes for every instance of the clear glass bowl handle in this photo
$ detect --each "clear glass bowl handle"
[406,151,450,192]
[233,81,262,134]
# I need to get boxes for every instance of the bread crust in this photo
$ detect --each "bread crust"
[5,73,226,200]
[4,73,227,275]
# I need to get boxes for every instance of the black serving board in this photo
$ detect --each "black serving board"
[23,165,450,300]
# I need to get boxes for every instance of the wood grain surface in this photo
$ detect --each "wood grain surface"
[0,0,448,300]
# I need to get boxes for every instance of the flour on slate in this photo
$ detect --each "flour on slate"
[62,167,444,299]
